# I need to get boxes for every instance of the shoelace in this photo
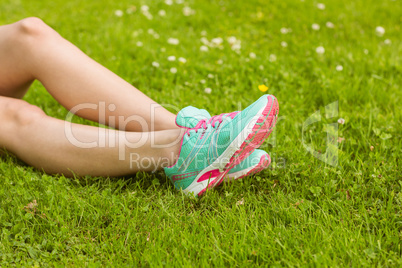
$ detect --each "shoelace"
[185,111,239,136]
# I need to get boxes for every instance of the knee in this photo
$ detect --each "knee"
[3,100,46,127]
[16,17,52,37]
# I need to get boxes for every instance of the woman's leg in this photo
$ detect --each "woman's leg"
[0,17,177,132]
[0,96,183,176]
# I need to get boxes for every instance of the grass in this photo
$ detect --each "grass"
[0,0,401,266]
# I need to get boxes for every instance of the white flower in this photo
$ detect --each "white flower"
[167,55,176,61]
[201,30,207,36]
[326,22,335,28]
[170,67,177,74]
[153,33,160,39]
[136,41,143,47]
[183,7,195,16]
[338,118,345,124]
[142,11,153,20]
[115,10,123,17]
[336,65,343,71]
[364,49,369,54]
[259,65,264,70]
[375,26,385,36]
[245,58,250,62]
[176,0,184,4]
[165,0,173,5]
[316,46,325,54]
[200,45,209,52]
[249,52,257,59]
[269,54,277,62]
[200,79,206,84]
[158,10,166,16]
[281,41,288,47]
[200,37,210,45]
[161,47,166,52]
[167,38,179,45]
[152,61,160,68]
[217,59,223,64]
[384,39,391,45]
[280,27,290,34]
[211,37,223,47]
[312,23,320,31]
[317,3,325,10]
[204,88,212,94]
[141,5,149,12]
[178,57,187,63]
[207,74,214,79]
[227,36,238,45]
[232,43,241,51]
[147,29,155,35]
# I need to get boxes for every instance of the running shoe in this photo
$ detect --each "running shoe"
[169,106,272,182]
[164,95,279,196]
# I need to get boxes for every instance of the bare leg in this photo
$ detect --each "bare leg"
[0,96,183,176]
[0,17,178,131]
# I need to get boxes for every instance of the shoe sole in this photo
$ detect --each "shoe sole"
[186,95,279,197]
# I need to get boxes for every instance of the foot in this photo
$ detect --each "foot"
[164,95,279,197]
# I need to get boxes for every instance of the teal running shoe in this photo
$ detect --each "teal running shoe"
[167,107,272,182]
[164,95,279,196]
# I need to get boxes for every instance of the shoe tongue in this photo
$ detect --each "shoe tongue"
[176,106,211,128]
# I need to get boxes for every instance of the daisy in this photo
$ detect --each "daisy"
[336,65,343,71]
[312,23,320,31]
[217,59,223,64]
[316,46,325,54]
[165,0,173,5]
[170,67,177,74]
[338,118,345,124]
[115,10,123,17]
[200,79,206,84]
[178,57,187,63]
[207,74,214,79]
[204,88,212,94]
[211,37,223,47]
[200,45,209,52]
[136,41,143,47]
[269,54,277,62]
[183,7,195,16]
[167,56,176,61]
[326,22,335,28]
[249,52,257,59]
[167,38,180,45]
[152,62,160,68]
[281,41,288,47]
[158,10,166,16]
[317,3,325,10]
[375,26,385,36]
[384,39,391,45]
[280,27,290,34]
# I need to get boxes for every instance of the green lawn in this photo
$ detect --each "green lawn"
[0,0,401,266]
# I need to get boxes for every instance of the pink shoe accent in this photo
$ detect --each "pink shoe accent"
[197,169,221,182]
[186,111,239,136]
